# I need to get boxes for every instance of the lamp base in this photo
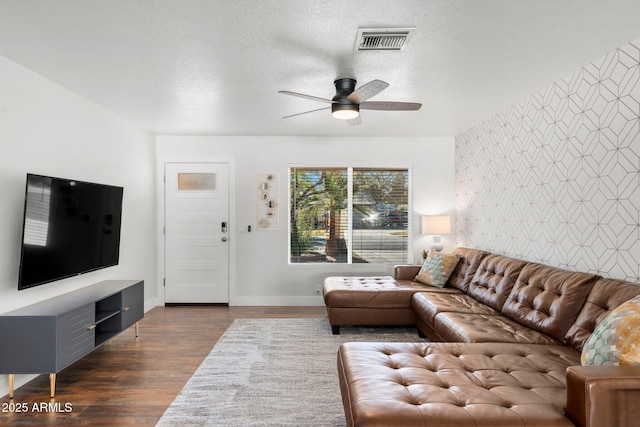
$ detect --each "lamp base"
[430,236,443,252]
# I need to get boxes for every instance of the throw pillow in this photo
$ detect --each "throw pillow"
[414,251,460,288]
[581,295,640,366]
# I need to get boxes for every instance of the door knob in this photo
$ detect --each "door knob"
[222,237,227,242]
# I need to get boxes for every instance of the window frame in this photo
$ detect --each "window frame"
[288,164,413,265]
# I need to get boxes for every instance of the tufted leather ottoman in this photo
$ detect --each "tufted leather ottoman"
[323,276,460,334]
[337,341,580,426]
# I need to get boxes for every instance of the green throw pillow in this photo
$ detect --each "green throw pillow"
[581,295,640,366]
[414,251,460,288]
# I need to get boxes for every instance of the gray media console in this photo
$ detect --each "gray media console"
[0,280,144,398]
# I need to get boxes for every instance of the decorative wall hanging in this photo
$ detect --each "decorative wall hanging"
[257,173,278,230]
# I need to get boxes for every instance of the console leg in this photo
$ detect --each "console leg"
[331,325,340,335]
[8,374,14,399]
[50,373,56,398]
[135,321,139,338]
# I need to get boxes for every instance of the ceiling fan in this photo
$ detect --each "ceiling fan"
[278,78,421,126]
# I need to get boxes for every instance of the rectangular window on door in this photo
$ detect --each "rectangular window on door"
[178,173,216,191]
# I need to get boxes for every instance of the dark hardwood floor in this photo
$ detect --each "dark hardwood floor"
[0,306,327,426]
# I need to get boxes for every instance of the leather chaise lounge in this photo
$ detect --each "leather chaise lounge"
[323,247,488,335]
[324,247,640,426]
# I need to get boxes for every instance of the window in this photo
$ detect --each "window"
[177,173,216,190]
[289,167,410,264]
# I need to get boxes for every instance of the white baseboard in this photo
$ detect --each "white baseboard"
[0,373,37,400]
[230,295,325,306]
[144,297,158,312]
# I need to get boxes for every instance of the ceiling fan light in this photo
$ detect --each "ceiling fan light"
[333,109,359,120]
[331,104,360,120]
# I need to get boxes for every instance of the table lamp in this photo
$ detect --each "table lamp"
[421,215,451,252]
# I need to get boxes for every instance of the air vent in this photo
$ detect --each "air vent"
[356,27,415,51]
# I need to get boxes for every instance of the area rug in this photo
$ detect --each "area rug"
[156,318,425,426]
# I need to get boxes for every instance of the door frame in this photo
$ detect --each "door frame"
[156,156,236,306]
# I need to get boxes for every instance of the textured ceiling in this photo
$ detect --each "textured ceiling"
[1,0,639,137]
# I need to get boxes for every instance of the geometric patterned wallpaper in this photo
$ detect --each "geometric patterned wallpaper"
[455,38,640,283]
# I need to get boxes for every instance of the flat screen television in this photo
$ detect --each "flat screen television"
[18,174,124,290]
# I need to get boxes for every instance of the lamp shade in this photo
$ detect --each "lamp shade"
[421,215,451,235]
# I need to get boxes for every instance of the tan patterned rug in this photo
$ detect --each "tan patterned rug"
[156,317,425,426]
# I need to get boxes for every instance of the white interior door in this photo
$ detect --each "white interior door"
[165,162,229,303]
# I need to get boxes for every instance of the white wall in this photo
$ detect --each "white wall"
[0,55,156,394]
[157,135,455,306]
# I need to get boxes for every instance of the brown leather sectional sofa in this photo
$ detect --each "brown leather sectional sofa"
[325,247,640,426]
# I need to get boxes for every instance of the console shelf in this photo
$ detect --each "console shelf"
[0,280,144,398]
[96,309,120,324]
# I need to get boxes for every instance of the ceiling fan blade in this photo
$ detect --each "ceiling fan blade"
[346,115,362,126]
[346,79,389,103]
[359,101,422,111]
[282,106,331,119]
[278,90,335,104]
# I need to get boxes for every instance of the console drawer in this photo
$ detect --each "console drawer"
[56,303,95,370]
[121,281,144,329]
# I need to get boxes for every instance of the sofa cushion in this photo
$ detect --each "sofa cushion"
[465,255,528,312]
[411,291,500,327]
[446,247,491,292]
[501,263,597,342]
[565,278,640,351]
[581,295,640,366]
[414,251,460,288]
[338,341,579,427]
[433,311,562,345]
